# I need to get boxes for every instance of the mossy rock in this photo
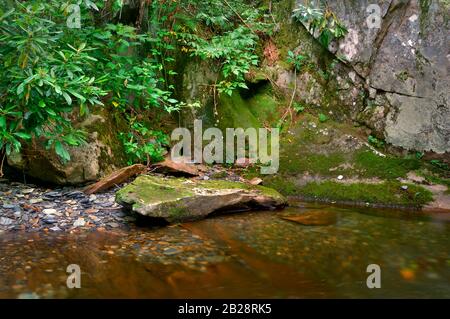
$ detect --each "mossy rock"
[116,175,287,223]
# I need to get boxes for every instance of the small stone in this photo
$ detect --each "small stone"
[49,226,62,232]
[21,188,35,194]
[401,185,409,190]
[44,191,62,197]
[0,217,14,226]
[337,175,344,180]
[249,177,263,185]
[29,198,43,204]
[73,218,86,227]
[2,204,16,209]
[163,248,181,255]
[203,175,210,180]
[43,209,58,215]
[14,211,22,218]
[107,222,119,228]
[66,191,85,199]
[43,217,57,224]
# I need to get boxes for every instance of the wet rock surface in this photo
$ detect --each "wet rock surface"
[280,210,338,226]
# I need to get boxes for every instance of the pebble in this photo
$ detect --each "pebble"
[73,218,86,228]
[163,248,181,255]
[43,217,57,224]
[0,217,14,226]
[43,209,58,215]
[337,175,344,180]
[401,185,409,190]
[44,191,62,198]
[29,198,43,204]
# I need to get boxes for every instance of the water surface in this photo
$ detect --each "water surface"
[0,204,449,298]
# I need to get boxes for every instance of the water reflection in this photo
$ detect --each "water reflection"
[0,204,449,298]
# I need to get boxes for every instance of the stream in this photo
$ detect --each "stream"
[1,202,449,298]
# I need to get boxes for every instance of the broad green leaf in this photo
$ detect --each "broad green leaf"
[62,92,72,105]
[54,141,71,162]
[13,132,32,140]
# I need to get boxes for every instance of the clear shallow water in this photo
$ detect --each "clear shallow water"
[0,204,449,298]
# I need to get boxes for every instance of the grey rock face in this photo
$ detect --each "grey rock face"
[298,0,449,153]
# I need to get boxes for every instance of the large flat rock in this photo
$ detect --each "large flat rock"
[116,175,287,223]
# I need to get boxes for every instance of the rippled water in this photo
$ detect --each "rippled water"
[0,203,449,298]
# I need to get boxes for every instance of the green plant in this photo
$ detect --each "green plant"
[292,4,348,48]
[287,50,308,72]
[0,2,104,166]
[177,0,272,97]
[430,160,449,171]
[119,120,169,166]
[293,102,305,113]
[0,0,181,172]
[318,113,328,123]
[368,135,385,149]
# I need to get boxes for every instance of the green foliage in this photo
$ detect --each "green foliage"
[187,26,259,96]
[368,135,385,149]
[430,159,449,171]
[119,120,169,166]
[0,0,179,165]
[318,113,328,123]
[293,102,305,113]
[177,0,272,96]
[286,50,309,72]
[292,4,348,48]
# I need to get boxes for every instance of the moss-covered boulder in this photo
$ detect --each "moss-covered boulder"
[116,175,287,223]
[7,107,128,185]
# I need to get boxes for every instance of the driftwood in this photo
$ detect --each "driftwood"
[84,164,147,195]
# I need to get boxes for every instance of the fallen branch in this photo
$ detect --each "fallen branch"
[84,164,148,195]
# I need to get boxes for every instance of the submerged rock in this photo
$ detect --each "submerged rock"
[281,210,338,226]
[116,175,287,223]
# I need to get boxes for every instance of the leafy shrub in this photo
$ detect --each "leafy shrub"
[292,4,348,48]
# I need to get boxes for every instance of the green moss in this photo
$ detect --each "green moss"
[417,170,450,194]
[116,175,194,205]
[396,70,410,82]
[117,174,286,205]
[263,175,298,196]
[217,84,281,130]
[279,152,346,175]
[297,181,433,207]
[419,0,432,35]
[354,151,422,179]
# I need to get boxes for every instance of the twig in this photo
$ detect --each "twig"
[280,68,297,124]
[223,0,257,35]
[0,152,5,178]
